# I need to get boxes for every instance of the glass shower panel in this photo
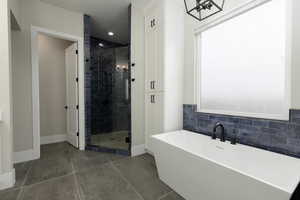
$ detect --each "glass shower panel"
[90,41,130,152]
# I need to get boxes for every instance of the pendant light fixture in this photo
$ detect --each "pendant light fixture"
[184,0,225,22]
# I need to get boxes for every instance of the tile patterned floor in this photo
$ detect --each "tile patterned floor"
[0,142,184,200]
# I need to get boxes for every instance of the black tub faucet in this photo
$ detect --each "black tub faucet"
[213,122,226,142]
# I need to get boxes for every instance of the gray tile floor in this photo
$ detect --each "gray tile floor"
[0,142,184,200]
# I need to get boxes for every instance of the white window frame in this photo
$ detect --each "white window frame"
[194,0,292,120]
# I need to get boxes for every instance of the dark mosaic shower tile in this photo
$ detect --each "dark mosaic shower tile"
[84,15,93,148]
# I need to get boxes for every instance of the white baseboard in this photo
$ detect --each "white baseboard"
[14,134,66,164]
[131,144,146,157]
[0,169,15,190]
[41,134,67,145]
[14,149,39,164]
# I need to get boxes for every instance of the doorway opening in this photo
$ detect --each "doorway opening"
[38,34,79,149]
[31,26,85,158]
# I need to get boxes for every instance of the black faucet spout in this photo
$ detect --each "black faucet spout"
[213,122,226,142]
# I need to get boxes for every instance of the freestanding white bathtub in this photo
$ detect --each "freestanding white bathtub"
[150,130,300,200]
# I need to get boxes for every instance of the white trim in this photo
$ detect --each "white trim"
[194,0,292,121]
[30,26,86,160]
[0,169,15,190]
[14,149,38,164]
[40,134,67,145]
[131,144,146,157]
[31,28,40,160]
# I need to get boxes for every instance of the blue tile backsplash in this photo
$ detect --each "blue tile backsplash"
[183,104,300,158]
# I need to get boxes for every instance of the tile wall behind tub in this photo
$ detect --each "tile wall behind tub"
[183,104,300,158]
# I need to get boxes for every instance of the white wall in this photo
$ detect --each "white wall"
[0,0,21,189]
[183,0,300,109]
[130,1,147,147]
[0,0,12,175]
[291,0,300,108]
[38,34,72,137]
[163,0,184,131]
[12,0,83,153]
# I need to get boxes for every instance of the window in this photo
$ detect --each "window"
[196,0,290,120]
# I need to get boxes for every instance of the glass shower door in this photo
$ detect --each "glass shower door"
[89,45,131,155]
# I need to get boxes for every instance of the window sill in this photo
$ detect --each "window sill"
[196,108,290,121]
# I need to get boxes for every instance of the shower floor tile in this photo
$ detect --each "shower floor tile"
[91,130,129,150]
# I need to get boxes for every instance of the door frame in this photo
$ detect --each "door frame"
[31,26,85,159]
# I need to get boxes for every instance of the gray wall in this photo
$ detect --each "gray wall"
[38,34,72,137]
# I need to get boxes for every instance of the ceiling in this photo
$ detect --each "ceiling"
[40,0,145,44]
